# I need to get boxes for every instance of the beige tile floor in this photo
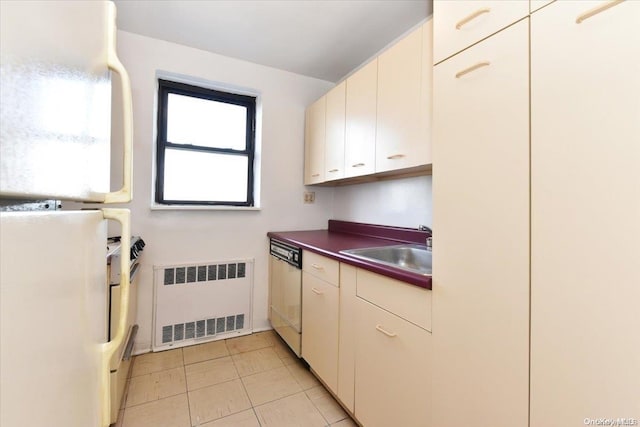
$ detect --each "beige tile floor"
[115,330,358,427]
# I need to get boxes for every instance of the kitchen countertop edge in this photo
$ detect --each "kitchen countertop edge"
[267,229,432,290]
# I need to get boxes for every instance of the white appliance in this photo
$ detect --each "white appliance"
[0,2,133,427]
[107,236,145,424]
[269,239,303,356]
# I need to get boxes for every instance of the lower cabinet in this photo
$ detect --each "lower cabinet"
[337,264,357,412]
[301,271,339,393]
[299,252,432,426]
[354,297,432,427]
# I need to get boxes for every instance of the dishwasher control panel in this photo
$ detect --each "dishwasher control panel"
[270,239,302,269]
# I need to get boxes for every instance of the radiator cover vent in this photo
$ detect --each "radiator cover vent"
[153,259,253,351]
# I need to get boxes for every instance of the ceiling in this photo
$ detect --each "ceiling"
[113,0,431,83]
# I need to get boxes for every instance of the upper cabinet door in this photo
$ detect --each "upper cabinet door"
[530,2,640,426]
[344,60,377,178]
[324,82,346,181]
[434,0,528,64]
[375,24,427,173]
[304,96,326,185]
[0,1,133,203]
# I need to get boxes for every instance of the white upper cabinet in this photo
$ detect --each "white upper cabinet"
[304,96,326,185]
[0,0,132,203]
[344,59,378,178]
[305,17,433,185]
[375,24,425,173]
[530,1,640,425]
[324,82,346,181]
[434,0,529,64]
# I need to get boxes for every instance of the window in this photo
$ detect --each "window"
[155,79,256,206]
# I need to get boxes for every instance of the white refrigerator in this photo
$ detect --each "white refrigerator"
[0,2,133,426]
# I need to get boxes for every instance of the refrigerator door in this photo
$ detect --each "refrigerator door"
[0,211,107,427]
[0,1,132,203]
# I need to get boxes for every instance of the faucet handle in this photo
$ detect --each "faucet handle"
[418,224,432,233]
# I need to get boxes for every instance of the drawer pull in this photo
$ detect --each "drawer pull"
[375,324,397,338]
[352,163,365,168]
[328,168,339,173]
[386,154,405,160]
[455,61,491,79]
[311,173,320,177]
[311,263,324,270]
[455,7,491,30]
[576,0,624,24]
[311,287,324,295]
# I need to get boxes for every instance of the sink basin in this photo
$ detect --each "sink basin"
[340,244,432,275]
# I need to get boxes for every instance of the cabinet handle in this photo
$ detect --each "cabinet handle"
[311,173,320,177]
[455,61,491,79]
[352,163,365,168]
[328,168,339,173]
[576,0,624,24]
[455,8,491,30]
[386,154,405,160]
[311,287,324,295]
[311,263,324,270]
[375,324,397,338]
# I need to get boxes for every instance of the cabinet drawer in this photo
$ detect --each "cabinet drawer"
[434,0,528,63]
[303,251,339,286]
[356,268,431,331]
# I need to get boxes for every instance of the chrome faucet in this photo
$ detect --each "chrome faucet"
[418,225,433,251]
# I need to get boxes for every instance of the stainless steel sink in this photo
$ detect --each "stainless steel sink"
[340,244,432,275]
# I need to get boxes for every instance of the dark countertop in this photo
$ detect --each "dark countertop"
[268,220,432,290]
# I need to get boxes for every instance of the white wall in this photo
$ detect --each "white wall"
[332,175,432,229]
[115,31,334,353]
[116,30,433,354]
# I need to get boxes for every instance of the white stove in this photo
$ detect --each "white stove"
[106,235,145,424]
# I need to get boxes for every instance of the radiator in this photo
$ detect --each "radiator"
[152,258,253,351]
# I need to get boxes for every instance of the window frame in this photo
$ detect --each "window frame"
[155,79,257,207]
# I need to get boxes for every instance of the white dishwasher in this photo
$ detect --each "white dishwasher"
[269,239,302,357]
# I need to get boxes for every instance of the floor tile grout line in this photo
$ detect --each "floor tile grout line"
[302,390,333,427]
[245,385,305,409]
[182,349,194,427]
[251,406,264,426]
[185,368,240,393]
[124,389,189,410]
[128,351,184,378]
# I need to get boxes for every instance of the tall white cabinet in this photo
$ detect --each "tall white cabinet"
[432,18,530,427]
[433,0,640,426]
[530,1,640,425]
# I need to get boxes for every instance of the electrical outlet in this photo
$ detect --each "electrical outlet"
[303,191,315,204]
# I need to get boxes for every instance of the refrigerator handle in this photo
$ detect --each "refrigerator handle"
[100,209,130,427]
[104,2,133,204]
